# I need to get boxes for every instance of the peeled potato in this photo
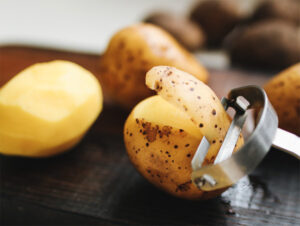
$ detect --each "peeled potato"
[0,60,103,157]
[264,63,300,136]
[99,23,208,109]
[124,66,243,199]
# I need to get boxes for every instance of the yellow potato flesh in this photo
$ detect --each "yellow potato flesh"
[0,60,103,157]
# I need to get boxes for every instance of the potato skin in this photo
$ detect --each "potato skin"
[228,20,300,70]
[251,0,300,26]
[144,12,206,51]
[190,0,243,46]
[124,96,228,199]
[146,66,244,162]
[125,66,244,199]
[264,63,300,136]
[99,23,208,109]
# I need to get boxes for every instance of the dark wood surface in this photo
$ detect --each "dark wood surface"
[0,46,299,225]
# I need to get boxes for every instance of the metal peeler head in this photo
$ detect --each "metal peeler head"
[191,85,278,191]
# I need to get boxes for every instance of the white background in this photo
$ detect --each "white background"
[0,0,197,53]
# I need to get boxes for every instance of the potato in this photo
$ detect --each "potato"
[99,23,208,109]
[228,20,300,70]
[144,12,206,51]
[264,63,300,136]
[190,0,244,46]
[0,60,102,157]
[251,0,300,26]
[124,66,243,199]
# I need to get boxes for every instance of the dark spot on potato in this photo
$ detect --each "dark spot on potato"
[278,81,284,87]
[215,124,218,128]
[178,166,181,170]
[212,140,216,144]
[187,154,191,157]
[129,133,133,136]
[147,169,151,173]
[179,129,184,133]
[157,174,160,178]
[168,155,171,157]
[172,160,175,163]
[161,126,172,137]
[176,180,192,192]
[155,81,160,90]
[151,154,154,158]
[190,87,194,91]
[139,129,142,133]
[174,145,178,149]
[177,98,181,102]
[165,160,168,163]
[199,123,204,128]
[197,96,201,99]
[219,140,223,143]
[167,71,172,76]
[141,121,160,142]
[136,119,139,123]
[183,105,188,111]
[118,40,125,49]
[146,142,149,147]
[127,55,134,63]
[212,109,216,115]
[185,144,190,147]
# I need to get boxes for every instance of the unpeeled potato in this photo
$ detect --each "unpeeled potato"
[99,23,208,109]
[0,60,103,157]
[264,63,300,136]
[124,66,243,199]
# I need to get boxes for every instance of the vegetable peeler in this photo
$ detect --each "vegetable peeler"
[191,85,300,191]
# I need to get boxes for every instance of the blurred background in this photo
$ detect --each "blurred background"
[1,0,298,70]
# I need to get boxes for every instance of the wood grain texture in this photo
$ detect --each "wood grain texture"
[0,46,299,225]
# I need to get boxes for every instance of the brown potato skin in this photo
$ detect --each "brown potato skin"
[251,0,300,26]
[98,23,208,109]
[264,63,300,136]
[190,0,243,46]
[229,20,300,70]
[144,12,206,51]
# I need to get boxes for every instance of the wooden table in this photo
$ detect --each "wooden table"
[0,46,299,225]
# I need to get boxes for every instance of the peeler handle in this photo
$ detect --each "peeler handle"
[272,128,300,160]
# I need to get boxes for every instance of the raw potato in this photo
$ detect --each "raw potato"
[124,66,243,199]
[251,0,300,26]
[144,12,206,51]
[99,23,208,109]
[190,0,243,46]
[264,63,300,136]
[0,60,103,157]
[228,20,300,69]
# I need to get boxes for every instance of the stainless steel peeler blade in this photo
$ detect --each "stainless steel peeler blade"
[191,85,300,191]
